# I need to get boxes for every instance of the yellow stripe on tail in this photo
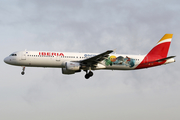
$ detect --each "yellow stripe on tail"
[157,34,173,43]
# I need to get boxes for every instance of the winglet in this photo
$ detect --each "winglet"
[113,49,116,53]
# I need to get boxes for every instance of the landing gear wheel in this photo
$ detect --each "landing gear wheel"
[84,71,94,79]
[85,74,90,79]
[21,72,25,75]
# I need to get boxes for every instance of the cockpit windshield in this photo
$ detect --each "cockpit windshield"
[9,54,17,56]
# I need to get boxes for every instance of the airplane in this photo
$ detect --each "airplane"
[4,34,175,79]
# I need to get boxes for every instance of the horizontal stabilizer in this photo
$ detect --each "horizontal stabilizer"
[156,56,176,62]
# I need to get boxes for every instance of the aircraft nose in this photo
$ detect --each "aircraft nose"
[4,57,9,64]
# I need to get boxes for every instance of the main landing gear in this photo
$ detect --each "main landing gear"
[85,71,93,79]
[21,67,25,75]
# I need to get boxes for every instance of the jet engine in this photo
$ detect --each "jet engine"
[62,62,81,75]
[65,62,80,71]
[62,67,76,74]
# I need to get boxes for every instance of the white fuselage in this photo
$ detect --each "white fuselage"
[4,51,145,70]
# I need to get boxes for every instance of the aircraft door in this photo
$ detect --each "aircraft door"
[56,56,60,61]
[21,52,26,60]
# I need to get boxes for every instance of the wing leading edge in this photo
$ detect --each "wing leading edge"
[80,50,114,65]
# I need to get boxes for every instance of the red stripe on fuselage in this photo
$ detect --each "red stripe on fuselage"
[135,42,170,69]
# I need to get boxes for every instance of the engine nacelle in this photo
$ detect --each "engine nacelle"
[65,62,80,71]
[62,68,75,74]
[62,62,81,75]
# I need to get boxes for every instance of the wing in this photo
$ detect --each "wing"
[80,50,114,66]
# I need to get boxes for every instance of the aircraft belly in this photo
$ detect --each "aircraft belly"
[17,58,63,68]
[105,65,135,70]
[31,60,63,67]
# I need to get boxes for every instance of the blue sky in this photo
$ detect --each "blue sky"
[1,0,180,120]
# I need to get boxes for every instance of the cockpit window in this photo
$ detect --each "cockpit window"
[9,54,17,56]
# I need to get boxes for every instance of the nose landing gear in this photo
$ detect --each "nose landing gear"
[21,67,25,75]
[85,71,93,79]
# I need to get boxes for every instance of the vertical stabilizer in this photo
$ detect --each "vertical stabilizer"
[136,34,173,69]
[147,34,173,58]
